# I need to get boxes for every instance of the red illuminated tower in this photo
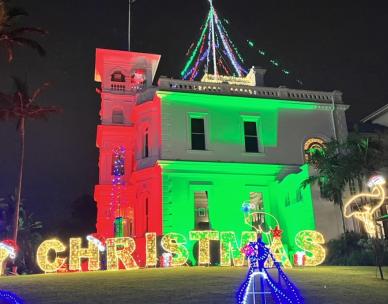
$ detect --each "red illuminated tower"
[94,49,163,250]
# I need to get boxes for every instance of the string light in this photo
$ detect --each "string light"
[0,248,9,276]
[110,146,126,228]
[0,290,24,304]
[161,233,189,266]
[344,175,386,238]
[106,237,138,270]
[189,230,219,265]
[220,231,256,266]
[236,238,304,304]
[294,230,326,267]
[266,226,292,268]
[86,235,105,252]
[181,1,246,80]
[36,239,67,273]
[0,242,16,259]
[69,238,100,271]
[145,233,157,267]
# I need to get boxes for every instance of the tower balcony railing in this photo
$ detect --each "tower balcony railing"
[158,77,343,104]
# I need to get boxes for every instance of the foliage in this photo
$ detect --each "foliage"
[325,232,388,266]
[301,135,385,233]
[0,193,43,274]
[0,77,60,242]
[0,77,60,123]
[0,0,46,62]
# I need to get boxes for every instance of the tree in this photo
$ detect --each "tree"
[0,0,46,62]
[302,139,350,234]
[0,193,43,274]
[301,135,385,235]
[0,78,60,243]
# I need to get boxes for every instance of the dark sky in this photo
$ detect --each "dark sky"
[1,0,387,230]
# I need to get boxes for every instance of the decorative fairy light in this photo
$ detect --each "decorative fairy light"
[0,242,16,259]
[294,230,326,267]
[106,237,138,270]
[344,175,386,238]
[236,238,304,304]
[0,249,9,276]
[110,146,126,219]
[181,0,247,80]
[0,290,24,304]
[266,226,292,268]
[36,239,67,273]
[294,251,306,267]
[145,233,157,267]
[86,235,106,252]
[220,231,257,266]
[69,238,100,271]
[189,230,219,265]
[161,233,189,266]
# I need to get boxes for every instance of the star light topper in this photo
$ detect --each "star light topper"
[271,226,283,238]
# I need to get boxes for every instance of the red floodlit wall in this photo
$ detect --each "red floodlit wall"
[94,49,163,261]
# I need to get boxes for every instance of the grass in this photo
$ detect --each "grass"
[0,266,387,303]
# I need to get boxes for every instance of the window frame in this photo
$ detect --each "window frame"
[241,115,263,154]
[187,113,209,151]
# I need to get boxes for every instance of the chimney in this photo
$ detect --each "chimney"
[252,66,267,87]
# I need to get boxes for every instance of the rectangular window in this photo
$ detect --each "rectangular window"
[194,191,209,230]
[143,132,149,158]
[191,118,206,150]
[244,121,259,153]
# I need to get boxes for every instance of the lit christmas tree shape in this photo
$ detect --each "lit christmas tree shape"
[266,226,292,269]
[181,0,247,81]
[236,238,304,304]
[344,175,386,238]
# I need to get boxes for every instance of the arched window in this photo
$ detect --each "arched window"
[111,71,126,82]
[112,109,124,124]
[304,137,325,161]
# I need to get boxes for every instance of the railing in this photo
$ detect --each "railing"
[158,77,343,104]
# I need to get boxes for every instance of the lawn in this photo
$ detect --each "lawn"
[0,266,387,303]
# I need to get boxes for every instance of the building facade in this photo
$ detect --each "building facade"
[94,49,349,264]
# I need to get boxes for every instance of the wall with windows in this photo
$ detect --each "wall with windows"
[159,160,316,263]
[158,91,348,166]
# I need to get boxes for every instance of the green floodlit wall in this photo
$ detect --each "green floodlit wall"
[159,161,316,264]
[269,164,316,254]
[158,91,318,150]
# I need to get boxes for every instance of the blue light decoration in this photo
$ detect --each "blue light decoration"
[0,290,24,304]
[236,238,304,304]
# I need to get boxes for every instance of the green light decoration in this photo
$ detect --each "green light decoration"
[180,11,211,77]
[181,0,247,80]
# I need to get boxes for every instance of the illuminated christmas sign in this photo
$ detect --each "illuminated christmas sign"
[0,228,326,274]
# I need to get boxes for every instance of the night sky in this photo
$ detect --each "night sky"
[0,0,387,231]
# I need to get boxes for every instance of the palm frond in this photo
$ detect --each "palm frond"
[31,82,50,102]
[10,36,45,56]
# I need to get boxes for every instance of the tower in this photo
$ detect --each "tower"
[94,49,162,243]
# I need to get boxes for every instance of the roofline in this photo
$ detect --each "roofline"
[361,104,388,123]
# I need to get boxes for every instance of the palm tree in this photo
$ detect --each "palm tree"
[0,78,60,242]
[301,139,350,234]
[0,0,46,62]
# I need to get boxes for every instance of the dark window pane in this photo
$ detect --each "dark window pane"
[192,134,206,150]
[245,136,259,152]
[144,133,149,158]
[191,118,205,133]
[244,121,257,136]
